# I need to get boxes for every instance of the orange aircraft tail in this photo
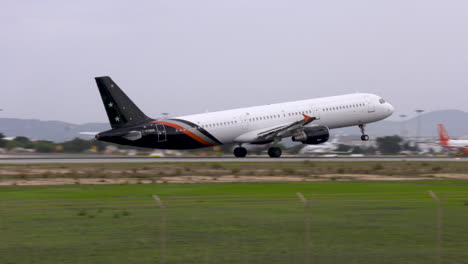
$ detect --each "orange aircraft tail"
[437,124,450,145]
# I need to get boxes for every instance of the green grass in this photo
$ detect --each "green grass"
[2,181,468,263]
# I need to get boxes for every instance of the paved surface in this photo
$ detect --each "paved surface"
[1,154,467,164]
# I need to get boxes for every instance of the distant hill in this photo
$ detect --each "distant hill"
[1,109,468,142]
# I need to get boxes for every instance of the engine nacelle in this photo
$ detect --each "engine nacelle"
[292,125,330,145]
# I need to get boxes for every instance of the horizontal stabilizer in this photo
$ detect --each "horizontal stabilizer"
[79,132,99,136]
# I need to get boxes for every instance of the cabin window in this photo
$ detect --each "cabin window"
[379,98,386,104]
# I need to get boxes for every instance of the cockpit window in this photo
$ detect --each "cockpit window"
[379,98,386,104]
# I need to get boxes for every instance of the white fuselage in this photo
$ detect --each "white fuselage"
[176,93,394,144]
[443,139,468,149]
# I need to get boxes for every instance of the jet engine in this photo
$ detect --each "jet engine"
[292,125,330,145]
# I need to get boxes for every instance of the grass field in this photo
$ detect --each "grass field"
[2,179,468,263]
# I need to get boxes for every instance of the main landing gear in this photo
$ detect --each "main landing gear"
[359,124,370,141]
[267,147,282,158]
[233,146,247,158]
[233,145,283,158]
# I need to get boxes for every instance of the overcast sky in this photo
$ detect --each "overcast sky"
[2,0,468,124]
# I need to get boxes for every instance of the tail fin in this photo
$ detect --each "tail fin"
[95,76,152,129]
[437,124,450,144]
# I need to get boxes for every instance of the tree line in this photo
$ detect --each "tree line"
[0,132,419,154]
[0,133,112,153]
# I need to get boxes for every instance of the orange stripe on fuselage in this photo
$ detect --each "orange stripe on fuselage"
[152,121,215,147]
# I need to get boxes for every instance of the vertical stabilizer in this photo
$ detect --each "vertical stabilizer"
[437,124,450,144]
[95,76,152,129]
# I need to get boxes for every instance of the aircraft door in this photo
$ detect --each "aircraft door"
[154,123,167,142]
[240,113,249,130]
[313,106,321,120]
[366,97,375,113]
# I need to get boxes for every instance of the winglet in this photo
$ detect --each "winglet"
[303,114,316,125]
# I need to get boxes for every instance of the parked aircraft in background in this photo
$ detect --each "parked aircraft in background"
[298,136,351,155]
[437,124,468,154]
[94,76,394,157]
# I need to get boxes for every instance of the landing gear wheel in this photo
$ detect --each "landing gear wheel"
[268,147,282,158]
[358,124,369,141]
[233,147,247,158]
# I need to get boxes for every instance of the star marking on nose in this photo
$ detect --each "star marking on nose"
[115,116,120,122]
[108,102,113,107]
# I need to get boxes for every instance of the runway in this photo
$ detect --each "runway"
[1,154,467,164]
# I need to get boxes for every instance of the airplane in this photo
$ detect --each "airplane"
[437,124,468,155]
[298,136,352,155]
[94,76,394,158]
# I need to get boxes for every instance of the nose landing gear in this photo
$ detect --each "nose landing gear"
[359,124,370,141]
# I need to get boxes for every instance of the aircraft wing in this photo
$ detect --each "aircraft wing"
[235,115,316,143]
